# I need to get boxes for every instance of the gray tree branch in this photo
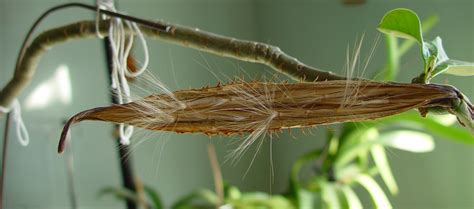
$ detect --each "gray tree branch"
[0,19,345,110]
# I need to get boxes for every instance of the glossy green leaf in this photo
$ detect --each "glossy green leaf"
[378,8,423,43]
[434,59,474,76]
[370,145,398,195]
[288,149,322,209]
[297,189,318,209]
[423,37,474,78]
[321,183,341,209]
[98,187,140,202]
[290,149,322,189]
[380,130,435,153]
[371,111,474,144]
[144,186,163,209]
[335,128,378,169]
[341,186,363,209]
[328,129,339,156]
[98,187,157,208]
[335,129,435,169]
[379,15,439,81]
[228,192,296,209]
[355,175,393,209]
[338,126,373,157]
[425,37,449,78]
[422,40,438,63]
[338,125,373,170]
[398,15,438,56]
[171,189,217,209]
[225,185,242,200]
[428,114,457,126]
[335,164,362,182]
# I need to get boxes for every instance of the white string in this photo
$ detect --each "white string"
[95,5,106,39]
[96,0,150,145]
[125,22,149,77]
[0,99,30,146]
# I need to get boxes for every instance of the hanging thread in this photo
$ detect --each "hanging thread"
[0,99,30,146]
[96,0,150,145]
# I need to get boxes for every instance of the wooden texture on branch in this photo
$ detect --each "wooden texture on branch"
[0,19,344,110]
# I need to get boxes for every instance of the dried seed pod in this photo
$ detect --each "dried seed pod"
[58,80,466,153]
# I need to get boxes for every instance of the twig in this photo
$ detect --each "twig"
[207,143,224,207]
[0,5,344,111]
[0,2,168,112]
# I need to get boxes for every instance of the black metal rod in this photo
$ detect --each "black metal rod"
[103,38,137,209]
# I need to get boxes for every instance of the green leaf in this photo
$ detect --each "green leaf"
[422,37,445,79]
[321,183,341,209]
[341,186,363,209]
[371,111,474,144]
[225,185,242,200]
[428,114,458,126]
[289,149,324,209]
[228,192,296,209]
[370,145,398,195]
[335,164,362,182]
[378,8,423,44]
[98,187,158,208]
[144,186,163,209]
[290,149,322,190]
[422,40,438,62]
[398,15,438,56]
[420,37,474,80]
[171,189,218,209]
[355,175,393,209]
[288,152,312,209]
[335,129,435,169]
[335,128,378,169]
[379,130,435,153]
[379,15,439,81]
[338,127,374,157]
[297,189,319,209]
[328,129,339,156]
[98,187,140,202]
[434,59,474,77]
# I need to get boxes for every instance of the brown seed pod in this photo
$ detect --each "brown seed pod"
[58,80,462,153]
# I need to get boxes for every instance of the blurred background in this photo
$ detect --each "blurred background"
[0,0,472,208]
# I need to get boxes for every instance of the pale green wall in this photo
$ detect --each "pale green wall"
[0,0,472,208]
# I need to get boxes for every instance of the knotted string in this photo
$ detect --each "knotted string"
[0,99,29,146]
[96,0,149,145]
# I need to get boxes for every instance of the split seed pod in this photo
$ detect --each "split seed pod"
[58,80,470,153]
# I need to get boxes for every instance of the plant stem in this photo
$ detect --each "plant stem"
[207,143,224,207]
[384,34,399,81]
